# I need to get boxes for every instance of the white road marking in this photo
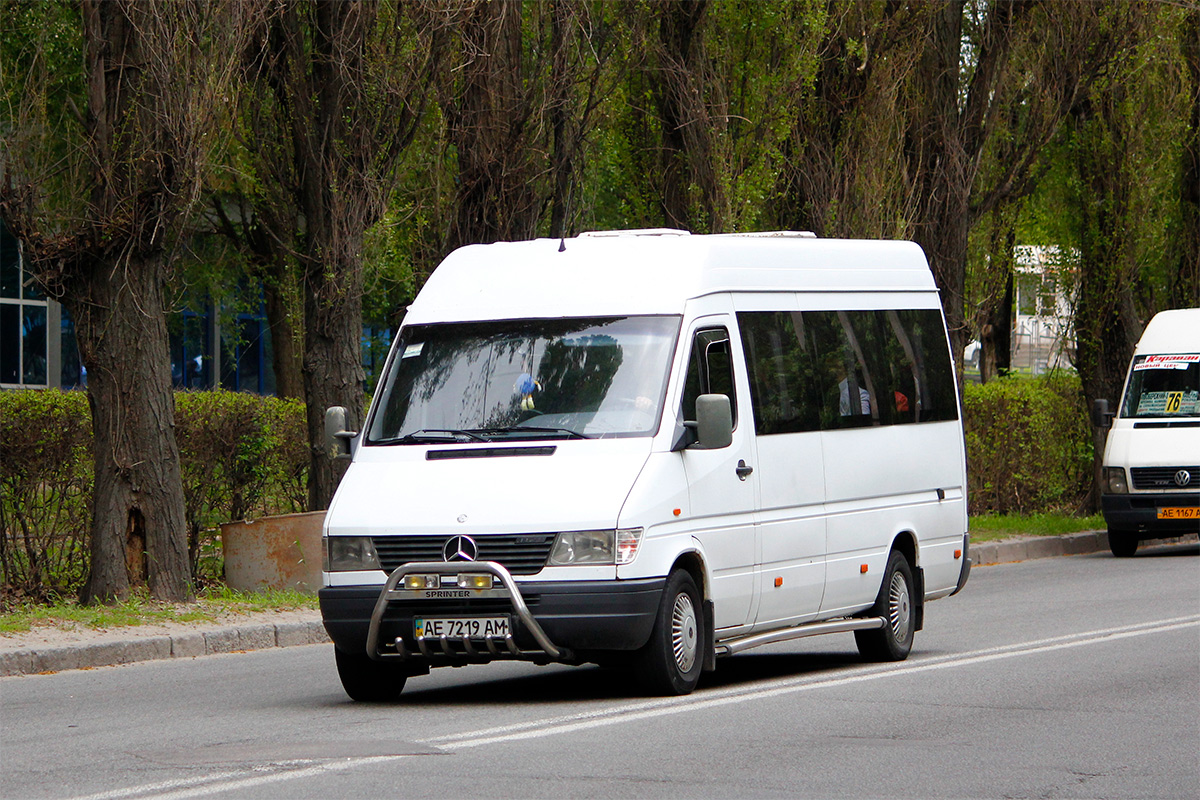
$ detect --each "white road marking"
[66,615,1200,800]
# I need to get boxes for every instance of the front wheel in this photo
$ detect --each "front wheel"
[855,550,916,662]
[334,647,408,702]
[1108,530,1138,558]
[635,569,704,695]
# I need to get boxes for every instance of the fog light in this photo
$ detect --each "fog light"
[403,574,442,590]
[457,573,494,589]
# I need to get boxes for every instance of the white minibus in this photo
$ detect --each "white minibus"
[1094,307,1200,556]
[321,230,971,700]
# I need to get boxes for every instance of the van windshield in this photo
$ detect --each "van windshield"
[368,316,681,443]
[1120,354,1200,418]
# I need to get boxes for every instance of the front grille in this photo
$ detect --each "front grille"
[1130,466,1199,491]
[372,534,556,575]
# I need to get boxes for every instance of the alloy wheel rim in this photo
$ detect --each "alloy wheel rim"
[888,571,911,639]
[671,592,698,673]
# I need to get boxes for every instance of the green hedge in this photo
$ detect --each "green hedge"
[3,376,1094,600]
[963,373,1093,515]
[1,390,310,601]
[0,390,92,600]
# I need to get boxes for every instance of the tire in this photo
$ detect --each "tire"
[855,550,916,662]
[1108,530,1139,558]
[635,569,704,696]
[334,646,408,702]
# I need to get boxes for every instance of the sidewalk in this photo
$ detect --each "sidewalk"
[1,530,1194,678]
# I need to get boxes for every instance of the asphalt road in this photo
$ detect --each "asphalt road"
[2,542,1197,800]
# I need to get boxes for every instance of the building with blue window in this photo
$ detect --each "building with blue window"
[2,221,391,394]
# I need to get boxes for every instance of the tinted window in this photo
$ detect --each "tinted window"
[738,308,957,435]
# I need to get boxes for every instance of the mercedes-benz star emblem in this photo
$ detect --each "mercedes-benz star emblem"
[1175,469,1193,487]
[443,535,478,562]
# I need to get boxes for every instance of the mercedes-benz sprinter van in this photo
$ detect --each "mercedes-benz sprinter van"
[1095,307,1200,557]
[320,230,971,700]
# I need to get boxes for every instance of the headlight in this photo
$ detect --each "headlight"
[1104,467,1128,494]
[324,536,382,572]
[548,528,643,566]
[549,530,614,565]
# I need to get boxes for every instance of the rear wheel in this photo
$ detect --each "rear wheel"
[334,647,408,702]
[635,569,704,695]
[1108,530,1139,558]
[855,550,916,662]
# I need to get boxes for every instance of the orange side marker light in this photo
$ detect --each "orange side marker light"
[774,576,783,587]
[954,549,962,559]
[860,564,869,574]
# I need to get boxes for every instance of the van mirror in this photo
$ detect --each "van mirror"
[1092,398,1113,429]
[694,394,733,449]
[324,406,357,459]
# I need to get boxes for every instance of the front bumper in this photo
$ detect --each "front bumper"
[320,562,664,664]
[1101,492,1200,537]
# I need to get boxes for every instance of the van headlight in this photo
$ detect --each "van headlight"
[324,536,382,572]
[1103,467,1129,494]
[548,528,643,566]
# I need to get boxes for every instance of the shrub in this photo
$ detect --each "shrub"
[0,390,93,601]
[175,391,310,582]
[964,372,1092,515]
[1,390,313,600]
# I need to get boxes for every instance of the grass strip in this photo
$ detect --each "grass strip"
[0,587,318,636]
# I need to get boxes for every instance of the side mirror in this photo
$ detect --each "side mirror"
[1092,398,1113,429]
[324,406,357,459]
[693,394,733,449]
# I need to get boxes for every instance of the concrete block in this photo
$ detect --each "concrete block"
[172,632,206,658]
[0,649,34,677]
[277,620,330,648]
[1023,537,1065,560]
[237,624,277,652]
[972,542,999,565]
[32,646,83,674]
[204,628,241,654]
[122,637,172,664]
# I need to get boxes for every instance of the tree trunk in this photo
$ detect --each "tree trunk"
[74,253,191,602]
[1069,94,1144,513]
[302,236,365,511]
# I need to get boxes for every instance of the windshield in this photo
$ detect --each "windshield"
[368,316,681,443]
[1120,354,1200,418]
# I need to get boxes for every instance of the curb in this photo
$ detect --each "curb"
[0,619,329,678]
[970,530,1195,567]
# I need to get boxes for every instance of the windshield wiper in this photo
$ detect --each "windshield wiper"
[476,426,591,440]
[380,429,489,445]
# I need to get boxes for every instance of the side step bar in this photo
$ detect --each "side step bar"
[715,617,885,657]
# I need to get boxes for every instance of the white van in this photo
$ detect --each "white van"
[1094,308,1200,557]
[320,230,971,701]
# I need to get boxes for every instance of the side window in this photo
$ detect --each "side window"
[738,311,823,434]
[737,307,959,436]
[682,327,737,427]
[893,309,959,422]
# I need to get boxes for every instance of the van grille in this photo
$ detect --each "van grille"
[371,534,556,575]
[1130,466,1199,491]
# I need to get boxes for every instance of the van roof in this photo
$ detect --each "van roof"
[406,231,936,324]
[1135,308,1200,355]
